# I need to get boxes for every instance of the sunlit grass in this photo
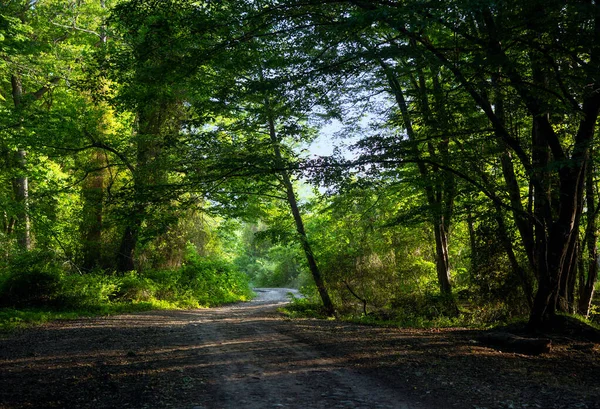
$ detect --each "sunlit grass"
[0,253,254,332]
[0,300,184,332]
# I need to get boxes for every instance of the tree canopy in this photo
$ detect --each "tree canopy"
[1,0,600,331]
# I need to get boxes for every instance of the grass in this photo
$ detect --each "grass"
[0,253,254,333]
[280,295,600,341]
[0,300,206,333]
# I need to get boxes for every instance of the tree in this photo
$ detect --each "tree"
[275,0,600,327]
[1,0,96,254]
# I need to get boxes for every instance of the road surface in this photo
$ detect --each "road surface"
[0,288,426,409]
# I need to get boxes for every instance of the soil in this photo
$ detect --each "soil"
[1,288,599,409]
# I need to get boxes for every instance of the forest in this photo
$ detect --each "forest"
[1,0,600,332]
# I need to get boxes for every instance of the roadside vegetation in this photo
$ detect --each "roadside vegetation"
[2,0,600,338]
[0,247,253,331]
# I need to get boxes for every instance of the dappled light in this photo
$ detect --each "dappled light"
[2,291,598,408]
[2,0,600,408]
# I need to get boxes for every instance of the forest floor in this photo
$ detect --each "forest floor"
[0,289,598,409]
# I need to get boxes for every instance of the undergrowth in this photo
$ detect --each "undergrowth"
[280,296,474,328]
[0,249,253,331]
[280,287,528,329]
[281,294,600,333]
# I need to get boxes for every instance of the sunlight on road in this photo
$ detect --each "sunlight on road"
[251,288,300,304]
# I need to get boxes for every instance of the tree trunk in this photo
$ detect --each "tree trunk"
[116,222,140,272]
[466,206,477,275]
[578,159,599,317]
[81,151,106,270]
[10,75,31,251]
[12,150,31,251]
[528,85,599,328]
[557,235,579,313]
[265,103,336,316]
[433,219,452,295]
[379,61,458,314]
[578,251,598,317]
[529,164,588,327]
[114,102,172,273]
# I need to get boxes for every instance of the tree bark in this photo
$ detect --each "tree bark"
[10,75,31,251]
[379,61,458,314]
[466,206,477,275]
[433,221,452,294]
[116,222,140,272]
[12,150,31,251]
[265,101,336,317]
[114,101,173,272]
[578,160,599,317]
[81,151,106,271]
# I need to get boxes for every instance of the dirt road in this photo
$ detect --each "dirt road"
[1,289,598,409]
[0,289,423,409]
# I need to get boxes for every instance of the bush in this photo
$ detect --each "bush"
[0,247,253,325]
[0,250,65,308]
[281,295,329,319]
[180,253,253,306]
[58,273,118,309]
[113,273,157,302]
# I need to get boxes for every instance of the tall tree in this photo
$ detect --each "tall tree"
[280,0,600,327]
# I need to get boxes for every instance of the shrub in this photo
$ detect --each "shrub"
[0,250,65,308]
[58,273,118,309]
[180,255,253,306]
[281,295,329,319]
[113,273,157,302]
[0,245,253,330]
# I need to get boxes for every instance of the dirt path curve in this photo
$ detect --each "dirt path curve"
[2,290,599,409]
[0,289,426,409]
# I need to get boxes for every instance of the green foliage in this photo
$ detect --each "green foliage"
[1,0,600,333]
[238,244,308,288]
[280,294,331,319]
[0,250,65,308]
[0,308,81,332]
[0,246,253,330]
[233,222,311,288]
[179,246,254,306]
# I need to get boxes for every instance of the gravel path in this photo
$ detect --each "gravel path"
[1,289,598,409]
[0,289,425,409]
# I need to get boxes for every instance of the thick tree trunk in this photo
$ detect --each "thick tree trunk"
[528,85,599,328]
[116,222,140,272]
[114,102,172,273]
[529,165,588,327]
[433,220,452,295]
